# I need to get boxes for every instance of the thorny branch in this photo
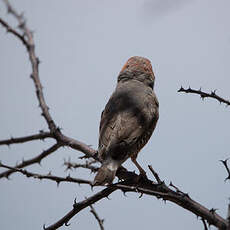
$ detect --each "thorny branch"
[148,165,162,183]
[0,162,92,186]
[0,131,52,146]
[44,186,117,230]
[178,86,230,106]
[201,218,208,230]
[0,1,229,230]
[64,159,99,173]
[89,205,105,230]
[44,168,228,230]
[0,143,61,179]
[0,18,27,47]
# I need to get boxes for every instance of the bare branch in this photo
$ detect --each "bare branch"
[178,86,230,106]
[2,0,58,133]
[89,204,105,230]
[169,181,189,197]
[201,218,208,230]
[0,18,28,47]
[44,186,117,230]
[220,159,230,181]
[148,165,162,183]
[113,181,227,229]
[45,169,228,230]
[0,143,60,179]
[0,131,53,146]
[0,162,92,185]
[59,134,98,160]
[3,0,25,24]
[64,159,99,173]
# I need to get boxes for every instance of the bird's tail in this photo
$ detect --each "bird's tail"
[93,160,119,186]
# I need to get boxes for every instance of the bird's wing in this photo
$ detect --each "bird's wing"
[98,87,158,161]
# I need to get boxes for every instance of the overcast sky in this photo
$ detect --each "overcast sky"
[0,0,230,229]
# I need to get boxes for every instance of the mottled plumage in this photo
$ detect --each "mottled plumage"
[93,56,159,185]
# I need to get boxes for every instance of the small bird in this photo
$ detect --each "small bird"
[93,56,159,185]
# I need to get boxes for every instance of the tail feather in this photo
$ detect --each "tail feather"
[93,160,119,186]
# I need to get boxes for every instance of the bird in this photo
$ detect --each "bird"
[93,56,159,186]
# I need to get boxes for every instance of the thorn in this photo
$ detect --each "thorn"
[74,197,77,205]
[139,192,143,198]
[177,86,183,92]
[43,224,47,230]
[200,95,205,100]
[122,191,127,197]
[56,181,60,187]
[65,222,70,226]
[6,174,11,180]
[211,90,216,96]
[209,208,218,214]
[106,196,111,200]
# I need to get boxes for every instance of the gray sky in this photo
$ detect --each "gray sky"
[0,0,230,229]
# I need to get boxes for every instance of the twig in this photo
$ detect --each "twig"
[113,182,227,229]
[148,165,162,183]
[2,0,58,133]
[59,134,98,160]
[0,131,52,146]
[0,143,60,179]
[0,162,92,185]
[220,159,230,181]
[64,160,99,173]
[178,86,230,106]
[201,218,208,230]
[45,170,228,230]
[89,204,105,230]
[169,181,189,197]
[44,186,117,230]
[0,18,28,47]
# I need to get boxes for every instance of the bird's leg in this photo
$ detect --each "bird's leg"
[131,155,146,176]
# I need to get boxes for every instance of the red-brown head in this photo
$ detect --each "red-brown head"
[118,56,155,88]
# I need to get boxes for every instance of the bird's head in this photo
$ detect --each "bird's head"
[118,56,155,89]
